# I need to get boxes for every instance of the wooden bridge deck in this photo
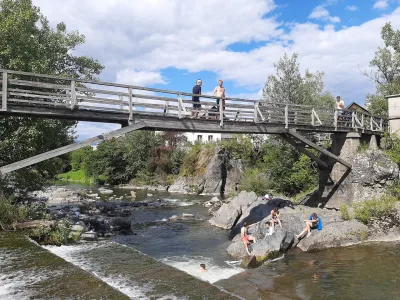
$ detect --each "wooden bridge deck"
[0,69,387,135]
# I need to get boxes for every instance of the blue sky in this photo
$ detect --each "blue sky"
[32,0,400,140]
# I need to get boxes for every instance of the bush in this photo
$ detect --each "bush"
[238,169,270,196]
[180,143,215,177]
[353,196,398,224]
[29,221,75,245]
[0,197,28,229]
[340,204,352,220]
[357,142,369,154]
[381,132,400,165]
[57,169,92,183]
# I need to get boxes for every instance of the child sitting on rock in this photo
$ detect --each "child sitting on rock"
[270,207,282,229]
[265,222,274,237]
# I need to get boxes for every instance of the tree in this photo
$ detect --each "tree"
[0,0,103,195]
[364,22,400,117]
[71,146,93,172]
[262,53,334,107]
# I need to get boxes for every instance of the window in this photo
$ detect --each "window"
[197,135,202,141]
[208,135,213,142]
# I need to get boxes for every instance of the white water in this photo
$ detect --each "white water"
[43,242,152,299]
[161,255,244,284]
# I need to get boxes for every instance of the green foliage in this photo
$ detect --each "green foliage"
[262,53,335,107]
[381,132,400,165]
[387,180,400,198]
[71,146,93,172]
[365,22,400,117]
[353,196,398,224]
[29,221,75,245]
[180,143,215,177]
[357,142,370,154]
[170,148,186,175]
[0,197,28,229]
[57,169,92,183]
[257,138,318,196]
[238,169,269,196]
[85,138,126,185]
[124,131,163,177]
[221,135,254,166]
[340,204,352,221]
[0,197,48,229]
[0,0,103,195]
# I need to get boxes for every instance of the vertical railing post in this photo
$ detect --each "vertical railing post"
[352,113,355,128]
[370,117,373,131]
[284,104,289,129]
[334,110,338,130]
[178,94,182,119]
[254,102,258,123]
[70,80,77,110]
[380,118,383,131]
[219,97,224,127]
[128,87,133,123]
[119,95,123,111]
[311,109,315,126]
[1,71,7,111]
[361,114,364,132]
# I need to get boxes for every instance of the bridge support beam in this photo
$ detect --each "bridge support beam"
[0,122,146,175]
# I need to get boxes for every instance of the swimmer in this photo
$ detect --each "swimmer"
[200,263,207,272]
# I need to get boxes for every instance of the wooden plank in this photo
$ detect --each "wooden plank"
[0,122,146,175]
[279,134,329,169]
[9,88,69,98]
[9,79,71,91]
[10,92,68,101]
[288,129,352,169]
[8,98,66,107]
[2,71,7,111]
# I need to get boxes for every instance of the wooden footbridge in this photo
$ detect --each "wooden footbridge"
[0,69,388,176]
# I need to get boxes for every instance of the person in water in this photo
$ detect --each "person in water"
[265,222,274,237]
[213,79,226,120]
[241,222,256,255]
[296,212,320,239]
[270,207,282,229]
[200,263,207,272]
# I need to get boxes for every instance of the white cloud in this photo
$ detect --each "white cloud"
[373,0,389,9]
[346,5,358,11]
[75,122,121,141]
[116,69,166,86]
[309,6,341,23]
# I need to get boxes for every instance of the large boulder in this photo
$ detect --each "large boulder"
[169,147,243,195]
[326,150,399,208]
[208,191,258,229]
[297,219,368,251]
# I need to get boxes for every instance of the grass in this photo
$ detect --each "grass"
[180,143,216,177]
[130,171,175,186]
[340,204,353,220]
[238,169,269,196]
[353,195,398,224]
[357,142,370,154]
[57,169,92,183]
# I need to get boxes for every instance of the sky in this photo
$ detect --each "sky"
[31,0,400,140]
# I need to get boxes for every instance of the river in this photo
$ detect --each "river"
[2,183,400,299]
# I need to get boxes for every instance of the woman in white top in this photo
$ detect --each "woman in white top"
[213,80,226,120]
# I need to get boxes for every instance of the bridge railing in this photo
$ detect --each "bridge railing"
[0,69,388,132]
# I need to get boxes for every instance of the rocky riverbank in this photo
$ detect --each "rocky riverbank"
[208,191,400,267]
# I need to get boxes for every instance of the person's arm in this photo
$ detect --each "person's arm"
[213,87,217,96]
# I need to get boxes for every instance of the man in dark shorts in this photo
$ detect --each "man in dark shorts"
[192,79,202,118]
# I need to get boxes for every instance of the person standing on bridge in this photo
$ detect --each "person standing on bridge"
[213,79,226,120]
[336,96,344,110]
[192,79,202,118]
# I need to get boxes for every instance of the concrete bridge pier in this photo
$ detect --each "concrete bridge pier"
[307,132,380,208]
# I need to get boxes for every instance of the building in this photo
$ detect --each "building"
[184,132,235,143]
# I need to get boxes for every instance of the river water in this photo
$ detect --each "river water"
[2,184,400,299]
